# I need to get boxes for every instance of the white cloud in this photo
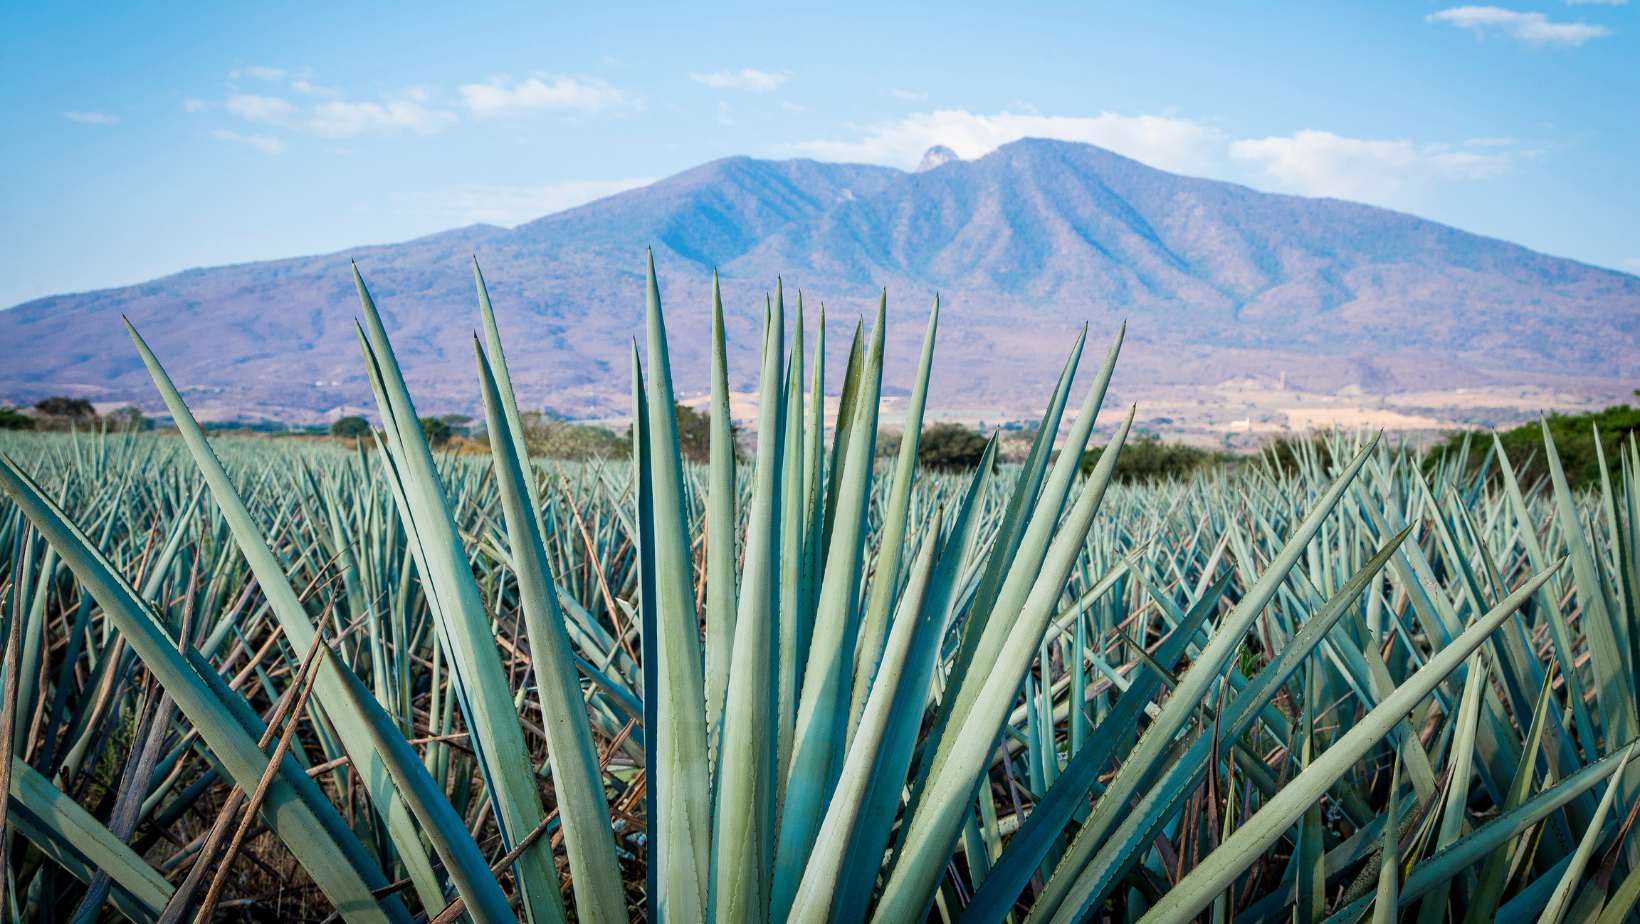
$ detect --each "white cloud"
[887,87,927,101]
[206,69,632,145]
[308,96,457,137]
[1427,7,1612,46]
[460,74,636,116]
[227,90,454,137]
[690,69,790,92]
[1229,130,1513,205]
[241,65,286,82]
[785,108,1520,209]
[718,102,735,125]
[783,109,1225,175]
[232,66,340,98]
[212,130,288,154]
[291,79,342,99]
[227,93,298,123]
[394,178,656,226]
[781,101,805,113]
[64,111,117,124]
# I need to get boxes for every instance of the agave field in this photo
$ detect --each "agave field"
[2,256,1640,924]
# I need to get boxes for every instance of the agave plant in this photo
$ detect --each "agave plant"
[0,252,1637,924]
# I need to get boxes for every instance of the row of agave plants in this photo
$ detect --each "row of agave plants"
[0,255,1638,924]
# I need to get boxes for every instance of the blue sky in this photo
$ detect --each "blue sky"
[3,1,1636,309]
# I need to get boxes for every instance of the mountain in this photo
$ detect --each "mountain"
[3,138,1637,428]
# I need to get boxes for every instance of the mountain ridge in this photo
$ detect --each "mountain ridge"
[4,138,1636,427]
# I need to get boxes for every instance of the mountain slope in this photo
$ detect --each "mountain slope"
[3,138,1636,425]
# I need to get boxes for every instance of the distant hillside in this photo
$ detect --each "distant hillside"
[3,138,1636,426]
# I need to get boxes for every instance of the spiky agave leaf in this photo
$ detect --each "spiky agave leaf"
[475,336,626,924]
[705,271,738,773]
[847,296,939,745]
[833,435,1001,924]
[0,455,415,924]
[776,293,809,813]
[1027,433,1384,924]
[7,756,174,923]
[710,288,785,923]
[1537,745,1634,924]
[638,252,713,924]
[1133,559,1566,924]
[789,508,943,924]
[352,267,562,924]
[124,320,447,912]
[872,404,1137,924]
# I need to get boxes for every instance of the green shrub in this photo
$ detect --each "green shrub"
[107,406,153,431]
[419,416,452,447]
[33,396,94,418]
[29,396,98,432]
[514,411,555,456]
[326,416,369,439]
[540,424,626,460]
[876,428,902,458]
[1080,432,1215,483]
[1429,399,1640,488]
[331,416,372,438]
[658,402,741,463]
[0,407,34,430]
[502,411,630,460]
[203,420,285,434]
[919,422,990,471]
[674,402,713,462]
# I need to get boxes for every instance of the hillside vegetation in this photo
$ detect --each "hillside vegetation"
[1431,398,1640,487]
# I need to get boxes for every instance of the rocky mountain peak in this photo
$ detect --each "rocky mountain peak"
[915,145,961,173]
